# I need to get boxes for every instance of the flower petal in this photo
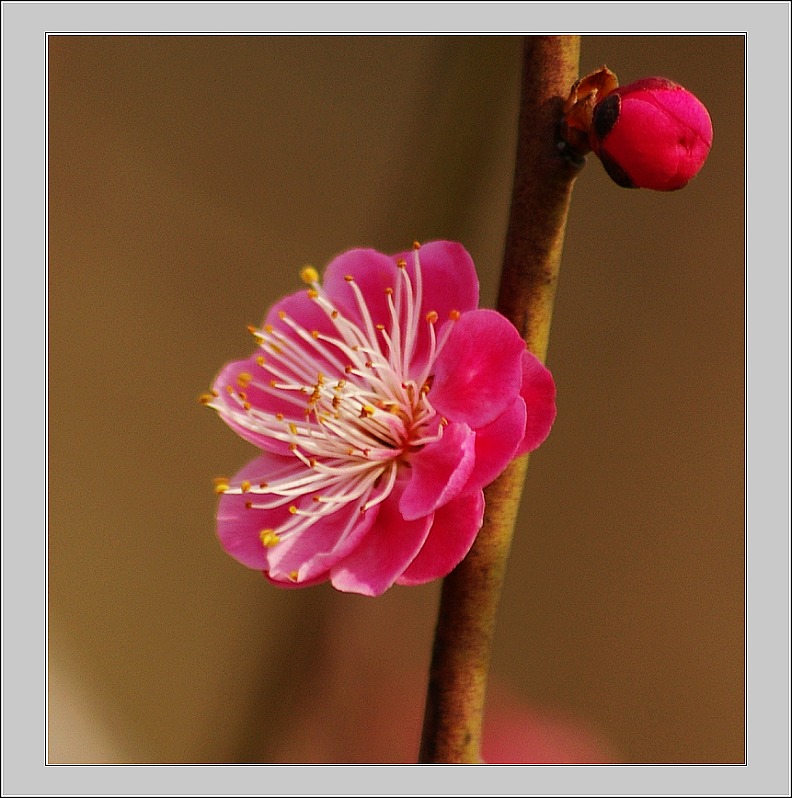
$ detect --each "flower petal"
[430,309,525,428]
[399,421,476,521]
[392,241,480,378]
[396,489,485,586]
[322,248,401,331]
[266,495,380,585]
[464,397,526,493]
[515,350,557,456]
[393,240,479,321]
[211,357,298,454]
[216,455,298,569]
[217,454,383,586]
[329,477,433,596]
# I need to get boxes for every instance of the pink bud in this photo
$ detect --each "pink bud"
[589,77,713,191]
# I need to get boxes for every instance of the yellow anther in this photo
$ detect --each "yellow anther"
[214,483,230,495]
[240,480,251,493]
[300,266,319,284]
[344,274,355,282]
[237,372,253,387]
[260,529,281,548]
[269,343,282,354]
[449,309,461,321]
[256,355,266,366]
[359,405,376,418]
[264,324,274,333]
[278,310,286,320]
[425,310,438,324]
[375,323,385,331]
[225,384,234,394]
[289,570,299,582]
[412,240,421,249]
[311,330,320,339]
[247,324,258,335]
[307,288,319,299]
[198,393,214,405]
[288,505,298,515]
[289,423,298,435]
[243,402,251,410]
[396,259,407,269]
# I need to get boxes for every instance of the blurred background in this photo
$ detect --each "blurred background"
[48,35,744,764]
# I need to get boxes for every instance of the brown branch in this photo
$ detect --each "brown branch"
[418,35,582,764]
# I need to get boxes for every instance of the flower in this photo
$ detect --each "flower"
[589,76,713,191]
[203,241,556,596]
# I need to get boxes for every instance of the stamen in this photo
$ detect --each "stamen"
[300,266,319,284]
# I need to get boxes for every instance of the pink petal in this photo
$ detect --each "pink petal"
[329,477,433,596]
[396,489,485,586]
[464,397,526,492]
[391,240,479,321]
[430,309,525,428]
[322,248,401,331]
[266,497,380,585]
[217,455,379,583]
[211,357,296,454]
[515,350,557,457]
[216,455,297,569]
[391,241,480,378]
[399,421,476,520]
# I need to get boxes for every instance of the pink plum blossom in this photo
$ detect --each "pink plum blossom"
[204,241,556,596]
[589,77,713,191]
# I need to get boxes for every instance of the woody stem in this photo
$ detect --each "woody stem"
[418,35,582,764]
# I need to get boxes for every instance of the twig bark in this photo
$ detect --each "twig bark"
[418,35,582,764]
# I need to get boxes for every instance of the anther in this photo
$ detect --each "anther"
[256,356,266,366]
[449,309,461,321]
[300,266,319,284]
[288,505,298,515]
[260,529,281,548]
[344,274,355,282]
[198,393,214,405]
[396,259,407,269]
[425,310,438,324]
[240,481,251,493]
[307,288,319,299]
[278,311,286,320]
[412,240,421,249]
[214,483,229,495]
[225,385,234,394]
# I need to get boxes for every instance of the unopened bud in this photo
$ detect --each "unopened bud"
[589,77,713,191]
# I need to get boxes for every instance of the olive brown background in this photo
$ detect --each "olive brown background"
[48,35,745,763]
